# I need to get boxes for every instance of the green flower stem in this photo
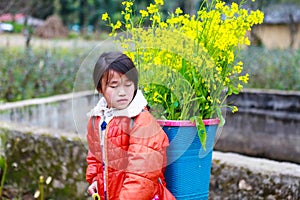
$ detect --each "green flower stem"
[39,176,44,200]
[0,162,7,198]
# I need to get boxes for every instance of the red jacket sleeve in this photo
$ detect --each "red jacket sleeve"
[85,117,102,185]
[86,150,100,184]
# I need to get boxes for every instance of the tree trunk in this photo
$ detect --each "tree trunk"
[23,15,32,49]
[79,0,88,34]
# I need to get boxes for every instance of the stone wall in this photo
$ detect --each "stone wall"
[210,152,300,200]
[0,121,88,200]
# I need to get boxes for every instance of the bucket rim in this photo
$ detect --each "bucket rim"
[157,118,220,127]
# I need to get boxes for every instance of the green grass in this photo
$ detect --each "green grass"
[1,44,299,103]
[0,46,90,102]
[240,46,300,91]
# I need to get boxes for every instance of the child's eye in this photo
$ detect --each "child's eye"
[124,81,133,87]
[108,81,119,88]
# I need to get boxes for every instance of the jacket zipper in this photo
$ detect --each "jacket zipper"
[98,117,110,200]
[103,121,111,200]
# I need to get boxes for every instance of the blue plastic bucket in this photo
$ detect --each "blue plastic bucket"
[157,119,219,200]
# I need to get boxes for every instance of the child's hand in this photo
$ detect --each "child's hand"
[87,181,98,196]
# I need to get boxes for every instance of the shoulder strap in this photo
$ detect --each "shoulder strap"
[130,117,135,129]
[129,109,147,129]
[92,116,96,129]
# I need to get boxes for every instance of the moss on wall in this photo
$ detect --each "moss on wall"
[0,122,89,199]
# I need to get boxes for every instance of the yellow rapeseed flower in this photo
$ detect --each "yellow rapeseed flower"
[102,12,109,21]
[175,8,183,15]
[104,0,264,140]
[154,0,164,6]
[159,22,168,28]
[153,15,160,23]
[122,1,133,8]
[140,10,149,17]
[125,13,130,21]
[144,86,150,92]
[154,56,161,65]
[147,3,158,14]
[125,24,131,29]
[234,65,243,74]
[232,106,238,113]
[215,1,225,10]
[114,21,122,29]
[204,104,209,110]
[239,73,249,83]
[231,3,239,14]
[207,96,213,103]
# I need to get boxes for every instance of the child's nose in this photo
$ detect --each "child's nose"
[118,86,126,96]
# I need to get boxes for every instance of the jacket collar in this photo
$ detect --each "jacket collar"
[87,90,148,118]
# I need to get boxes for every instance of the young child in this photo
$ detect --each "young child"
[85,51,175,200]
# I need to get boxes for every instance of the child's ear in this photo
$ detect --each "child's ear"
[94,88,102,94]
[96,87,102,94]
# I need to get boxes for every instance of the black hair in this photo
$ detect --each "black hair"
[93,51,138,92]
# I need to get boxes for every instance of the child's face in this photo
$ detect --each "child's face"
[101,70,135,109]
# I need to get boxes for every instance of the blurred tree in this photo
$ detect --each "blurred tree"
[0,0,54,19]
[1,0,300,37]
[88,0,102,32]
[0,0,54,48]
[79,0,88,33]
[0,1,15,15]
[267,0,300,3]
[59,0,78,25]
[59,0,122,33]
[224,0,300,9]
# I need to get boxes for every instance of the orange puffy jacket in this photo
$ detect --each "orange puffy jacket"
[86,110,171,199]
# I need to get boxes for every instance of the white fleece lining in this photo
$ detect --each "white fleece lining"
[87,90,148,118]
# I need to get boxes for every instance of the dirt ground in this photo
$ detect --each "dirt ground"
[0,33,101,49]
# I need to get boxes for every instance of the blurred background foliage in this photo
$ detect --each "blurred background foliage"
[1,0,300,34]
[0,0,300,103]
[0,47,89,102]
[1,46,299,103]
[239,47,300,91]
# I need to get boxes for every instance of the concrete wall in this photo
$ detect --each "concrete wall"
[0,91,96,135]
[215,88,300,164]
[1,88,299,164]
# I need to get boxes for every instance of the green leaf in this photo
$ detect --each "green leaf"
[191,116,207,150]
[173,101,179,108]
[227,86,233,96]
[232,86,240,95]
[216,107,225,126]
